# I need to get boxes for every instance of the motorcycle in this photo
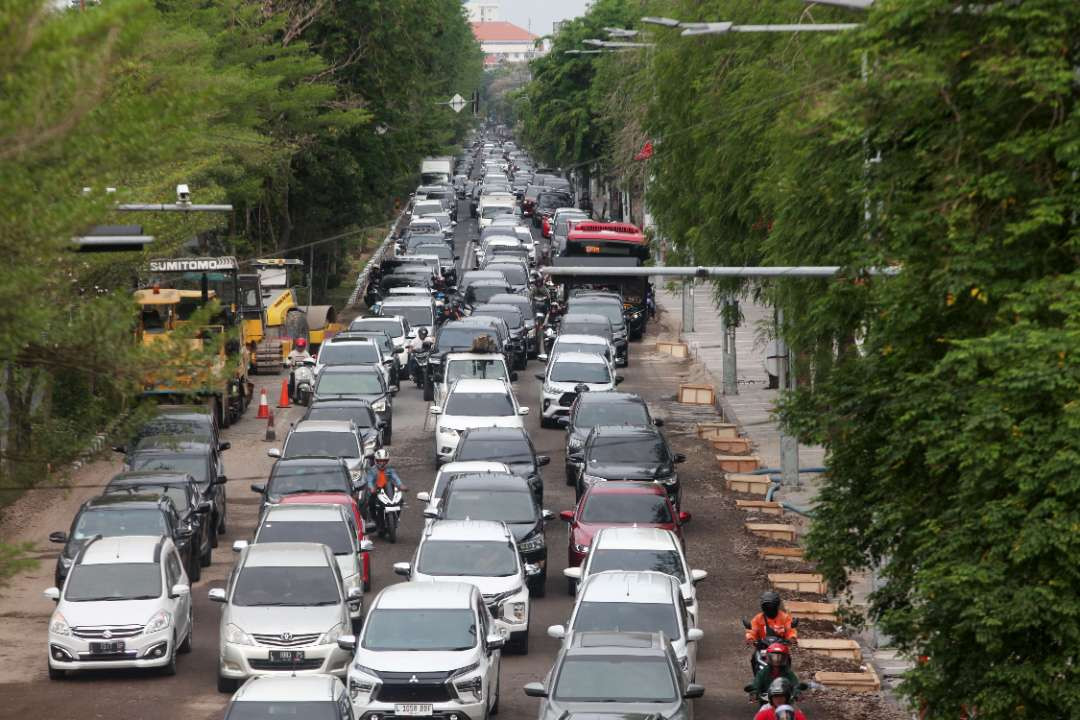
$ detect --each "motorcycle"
[372,485,405,544]
[742,615,799,678]
[292,357,317,406]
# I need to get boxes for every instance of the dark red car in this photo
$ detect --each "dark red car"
[559,481,690,569]
[280,492,372,591]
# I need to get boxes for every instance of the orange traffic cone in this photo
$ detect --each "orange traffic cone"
[277,379,290,408]
[256,388,269,419]
[265,408,276,442]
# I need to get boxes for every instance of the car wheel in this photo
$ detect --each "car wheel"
[159,634,177,676]
[529,571,546,598]
[218,673,239,693]
[567,576,576,595]
[178,613,193,654]
[47,661,64,681]
[217,508,227,535]
[383,422,393,445]
[201,542,212,567]
[490,673,500,715]
[188,555,201,582]
[565,465,575,486]
[623,349,631,368]
[209,521,219,549]
[509,630,529,655]
[363,577,372,593]
[351,616,363,635]
[539,417,554,429]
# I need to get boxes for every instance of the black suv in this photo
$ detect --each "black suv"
[104,471,212,578]
[123,434,228,547]
[251,456,357,513]
[451,426,550,503]
[561,392,664,486]
[311,365,393,443]
[429,472,553,596]
[569,425,686,505]
[49,493,194,587]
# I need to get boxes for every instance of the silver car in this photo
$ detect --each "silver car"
[210,542,358,692]
[224,674,353,719]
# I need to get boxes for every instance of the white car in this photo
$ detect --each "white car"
[431,378,529,463]
[537,351,622,428]
[547,570,703,681]
[563,527,707,625]
[478,193,517,229]
[315,337,391,388]
[338,582,504,720]
[210,542,358,692]
[542,333,617,369]
[435,352,513,405]
[378,296,436,341]
[45,535,192,679]
[395,520,534,654]
[225,675,352,719]
[242,503,373,632]
[348,316,409,361]
[417,460,512,524]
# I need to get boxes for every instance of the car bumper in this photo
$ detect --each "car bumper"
[219,641,351,679]
[435,431,462,462]
[356,700,485,720]
[540,391,569,420]
[48,628,173,671]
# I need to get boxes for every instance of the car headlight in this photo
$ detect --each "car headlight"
[363,438,378,454]
[504,600,527,623]
[629,310,643,320]
[451,662,483,703]
[582,473,605,486]
[572,542,590,554]
[225,623,255,646]
[350,469,364,484]
[144,609,172,634]
[543,384,558,395]
[371,399,387,412]
[349,665,380,702]
[439,427,462,438]
[49,612,71,637]
[319,623,343,645]
[658,473,679,485]
[59,555,73,569]
[518,532,545,553]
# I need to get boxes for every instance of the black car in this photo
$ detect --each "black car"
[312,365,393,443]
[566,296,630,367]
[429,472,553,596]
[250,456,358,513]
[489,292,540,358]
[343,330,403,392]
[552,313,615,357]
[533,189,574,228]
[451,426,549,503]
[482,262,531,296]
[470,305,527,369]
[560,392,664,486]
[302,399,385,456]
[570,426,686,505]
[49,493,194,588]
[464,279,513,307]
[123,434,228,547]
[103,470,213,579]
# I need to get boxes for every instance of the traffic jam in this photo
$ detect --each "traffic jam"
[33,136,810,720]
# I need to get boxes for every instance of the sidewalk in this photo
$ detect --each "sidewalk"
[655,281,913,693]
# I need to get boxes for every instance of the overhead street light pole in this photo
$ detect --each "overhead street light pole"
[680,22,860,36]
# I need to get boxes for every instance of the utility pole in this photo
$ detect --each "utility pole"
[776,307,800,489]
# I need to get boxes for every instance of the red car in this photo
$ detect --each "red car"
[559,481,690,570]
[541,215,552,238]
[280,492,372,590]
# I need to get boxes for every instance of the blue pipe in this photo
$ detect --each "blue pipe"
[750,466,826,476]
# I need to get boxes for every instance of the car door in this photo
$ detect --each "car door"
[165,548,191,639]
[477,598,499,706]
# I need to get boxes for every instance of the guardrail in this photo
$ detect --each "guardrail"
[345,202,412,309]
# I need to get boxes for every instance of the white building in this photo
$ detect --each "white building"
[472,20,541,66]
[464,1,499,23]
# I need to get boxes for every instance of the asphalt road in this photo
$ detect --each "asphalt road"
[0,193,795,720]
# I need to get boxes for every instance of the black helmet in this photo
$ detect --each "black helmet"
[767,678,793,703]
[761,590,782,619]
[418,327,429,339]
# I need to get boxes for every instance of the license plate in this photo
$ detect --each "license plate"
[90,640,125,654]
[268,650,305,664]
[394,704,433,716]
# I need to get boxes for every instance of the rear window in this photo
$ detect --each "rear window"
[351,319,403,338]
[482,206,515,219]
[487,265,527,287]
[320,342,379,366]
[445,391,515,417]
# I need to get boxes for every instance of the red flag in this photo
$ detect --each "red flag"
[634,141,654,161]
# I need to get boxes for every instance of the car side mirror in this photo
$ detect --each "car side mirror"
[684,683,705,699]
[232,540,249,553]
[537,353,549,361]
[360,539,374,552]
[546,625,566,639]
[48,531,68,544]
[556,416,570,427]
[337,634,357,651]
[523,682,548,698]
[196,501,212,514]
[347,587,363,601]
[208,588,227,603]
[534,373,545,381]
[563,567,582,580]
[567,452,584,463]
[687,628,704,643]
[653,418,664,427]
[416,491,431,502]
[429,406,443,415]
[393,562,411,577]
[214,475,228,485]
[250,483,265,494]
[423,507,438,518]
[614,375,624,385]
[541,509,554,521]
[536,455,550,467]
[170,583,190,599]
[679,511,692,524]
[267,448,281,458]
[673,453,687,464]
[559,510,574,522]
[486,633,505,651]
[509,371,518,381]
[518,407,530,416]
[44,587,60,602]
[218,441,231,451]
[691,569,708,584]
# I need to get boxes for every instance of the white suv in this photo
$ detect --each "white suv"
[45,535,193,678]
[547,570,704,681]
[563,527,707,625]
[394,520,533,654]
[338,581,504,720]
[210,541,358,692]
[431,378,529,463]
[435,352,513,406]
[537,351,621,428]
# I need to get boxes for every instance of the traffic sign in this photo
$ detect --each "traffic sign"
[448,93,467,113]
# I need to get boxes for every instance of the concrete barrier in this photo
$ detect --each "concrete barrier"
[712,437,753,455]
[697,422,738,440]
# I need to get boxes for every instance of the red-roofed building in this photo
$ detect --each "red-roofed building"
[471,20,543,65]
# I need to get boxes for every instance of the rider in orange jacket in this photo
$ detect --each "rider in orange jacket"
[746,591,798,646]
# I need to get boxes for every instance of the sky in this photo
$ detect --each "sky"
[500,0,590,37]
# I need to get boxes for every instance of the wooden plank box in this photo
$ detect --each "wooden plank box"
[656,341,690,358]
[800,638,862,662]
[717,455,761,473]
[736,500,784,516]
[785,600,839,622]
[678,384,715,405]
[745,523,797,542]
[697,422,738,440]
[768,573,826,594]
[758,546,805,562]
[712,437,752,455]
[815,666,880,692]
[727,474,771,495]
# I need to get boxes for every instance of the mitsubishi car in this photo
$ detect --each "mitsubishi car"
[537,352,622,428]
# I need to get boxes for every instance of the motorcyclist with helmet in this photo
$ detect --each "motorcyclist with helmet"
[746,591,799,648]
[407,327,433,380]
[753,679,807,720]
[286,337,312,400]
[749,643,802,703]
[363,449,406,525]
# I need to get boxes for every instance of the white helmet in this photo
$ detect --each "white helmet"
[374,449,390,463]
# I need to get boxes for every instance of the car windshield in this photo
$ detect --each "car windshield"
[557,217,587,235]
[225,701,341,720]
[135,417,211,444]
[305,407,376,428]
[477,308,522,330]
[570,303,625,328]
[109,484,190,512]
[487,266,527,286]
[382,305,434,327]
[582,494,672,524]
[444,489,536,523]
[363,609,477,651]
[268,465,350,498]
[130,454,208,485]
[562,322,611,338]
[320,343,379,366]
[65,563,162,602]
[468,286,508,305]
[553,656,677,703]
[482,205,514,219]
[538,193,572,210]
[555,343,608,359]
[72,508,166,540]
[437,327,491,350]
[589,437,668,465]
[415,245,452,260]
[257,520,353,555]
[455,437,533,465]
[589,549,686,582]
[573,601,680,640]
[232,566,340,606]
[446,359,507,383]
[314,372,384,397]
[417,540,518,577]
[576,402,649,428]
[445,391,515,417]
[351,320,403,338]
[283,431,359,459]
[550,361,611,384]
